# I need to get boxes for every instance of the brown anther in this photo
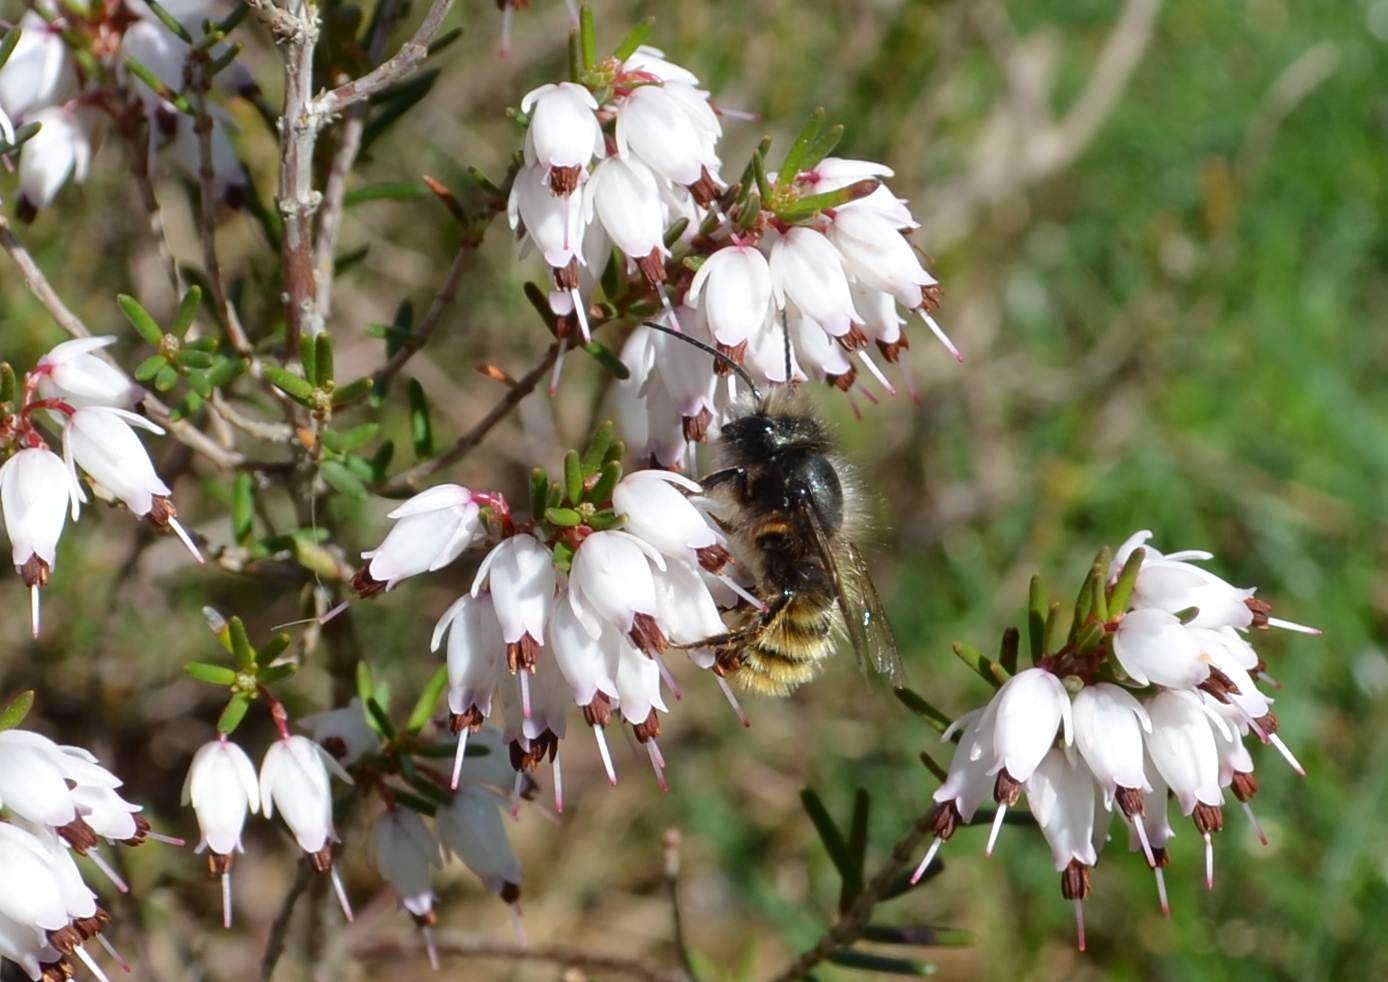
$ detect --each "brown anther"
[1115,786,1146,819]
[351,566,386,599]
[552,308,578,341]
[636,248,667,286]
[919,283,942,312]
[16,196,37,224]
[57,818,98,855]
[1245,597,1273,629]
[310,846,334,873]
[1255,710,1279,735]
[835,324,869,352]
[148,495,178,530]
[696,544,732,574]
[509,731,559,771]
[41,959,75,981]
[628,612,667,655]
[1231,770,1259,802]
[993,771,1023,807]
[1198,665,1241,703]
[207,852,234,876]
[552,257,581,291]
[582,693,614,727]
[1150,845,1170,869]
[827,367,858,392]
[875,332,910,363]
[20,553,50,588]
[123,814,151,846]
[682,407,713,443]
[499,881,522,904]
[1192,803,1224,835]
[1060,859,1091,901]
[506,633,541,673]
[688,167,720,208]
[548,165,582,196]
[321,736,349,759]
[72,910,108,940]
[714,340,748,374]
[410,909,439,928]
[450,705,485,734]
[632,709,662,743]
[48,926,84,955]
[929,801,961,841]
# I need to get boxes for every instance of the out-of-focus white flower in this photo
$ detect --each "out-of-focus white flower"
[167,110,249,208]
[0,446,74,636]
[35,336,140,409]
[359,484,483,591]
[687,245,774,353]
[0,729,78,828]
[0,13,71,122]
[521,82,601,194]
[436,788,522,902]
[300,699,382,767]
[16,106,92,219]
[472,533,557,669]
[1112,607,1210,689]
[769,227,859,338]
[370,808,441,922]
[120,19,188,113]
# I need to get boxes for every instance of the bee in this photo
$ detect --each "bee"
[642,322,906,696]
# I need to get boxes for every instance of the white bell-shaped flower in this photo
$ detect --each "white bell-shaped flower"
[650,307,721,439]
[1071,682,1152,808]
[790,308,855,387]
[370,808,441,919]
[622,45,701,86]
[259,735,352,856]
[568,530,667,650]
[1112,607,1211,689]
[472,534,556,664]
[985,667,1073,784]
[616,82,715,187]
[0,13,72,121]
[1143,690,1225,815]
[508,162,585,269]
[182,738,259,857]
[912,707,998,885]
[0,729,78,828]
[613,634,668,727]
[0,446,73,635]
[433,593,505,722]
[167,109,249,207]
[16,106,91,217]
[584,156,668,267]
[300,698,382,767]
[1027,748,1099,871]
[547,597,620,708]
[521,82,601,193]
[769,226,861,337]
[612,469,723,567]
[687,245,775,351]
[0,822,70,937]
[120,19,189,113]
[361,484,482,590]
[35,336,140,409]
[652,558,726,647]
[828,208,936,310]
[436,788,522,900]
[70,783,142,842]
[1132,559,1256,630]
[61,406,169,518]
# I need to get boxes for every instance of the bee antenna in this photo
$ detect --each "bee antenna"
[780,308,793,386]
[638,320,764,401]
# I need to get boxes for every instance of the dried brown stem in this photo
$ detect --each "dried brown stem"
[260,856,313,980]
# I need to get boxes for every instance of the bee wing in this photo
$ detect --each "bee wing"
[796,501,908,688]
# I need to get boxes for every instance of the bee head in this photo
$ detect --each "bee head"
[721,403,832,459]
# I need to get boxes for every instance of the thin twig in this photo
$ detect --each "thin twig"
[0,212,245,469]
[373,240,471,389]
[379,342,559,495]
[313,0,455,116]
[261,857,313,980]
[353,934,686,982]
[663,829,701,982]
[766,808,939,982]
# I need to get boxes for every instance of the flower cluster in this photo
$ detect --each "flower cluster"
[1,336,201,636]
[350,428,754,807]
[0,720,169,982]
[0,0,249,220]
[912,531,1320,949]
[508,32,954,466]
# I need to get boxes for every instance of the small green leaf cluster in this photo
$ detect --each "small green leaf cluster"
[121,288,246,421]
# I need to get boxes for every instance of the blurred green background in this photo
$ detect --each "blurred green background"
[2,0,1386,979]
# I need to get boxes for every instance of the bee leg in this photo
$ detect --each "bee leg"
[712,647,747,676]
[699,466,751,501]
[669,593,790,651]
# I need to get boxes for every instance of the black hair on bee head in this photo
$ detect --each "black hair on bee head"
[721,388,834,459]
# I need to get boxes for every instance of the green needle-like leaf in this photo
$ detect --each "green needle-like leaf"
[228,616,256,671]
[951,641,1009,688]
[0,690,35,731]
[892,687,951,733]
[217,692,252,734]
[1028,574,1047,664]
[800,788,857,889]
[117,294,165,345]
[185,662,237,685]
[405,665,449,734]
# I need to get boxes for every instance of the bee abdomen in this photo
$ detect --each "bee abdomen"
[730,597,836,696]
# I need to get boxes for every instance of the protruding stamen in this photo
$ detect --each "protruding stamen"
[510,769,525,818]
[450,727,471,791]
[422,924,440,971]
[73,944,112,982]
[1241,800,1268,846]
[716,574,765,611]
[714,675,750,728]
[593,726,617,785]
[1074,899,1086,953]
[30,585,40,638]
[1131,816,1155,869]
[1155,867,1170,917]
[656,284,682,334]
[920,310,963,362]
[498,5,513,58]
[563,0,579,27]
[168,517,205,564]
[844,390,865,421]
[1269,733,1306,776]
[518,670,532,721]
[318,599,351,626]
[94,932,131,974]
[330,864,355,922]
[910,837,944,885]
[1245,714,1269,744]
[571,288,591,344]
[898,364,923,407]
[646,739,669,792]
[985,805,1007,856]
[1204,832,1214,890]
[86,848,129,894]
[1266,616,1321,635]
[655,655,682,701]
[552,751,564,815]
[855,350,896,397]
[144,830,186,847]
[509,902,528,947]
[548,337,569,397]
[222,870,233,928]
